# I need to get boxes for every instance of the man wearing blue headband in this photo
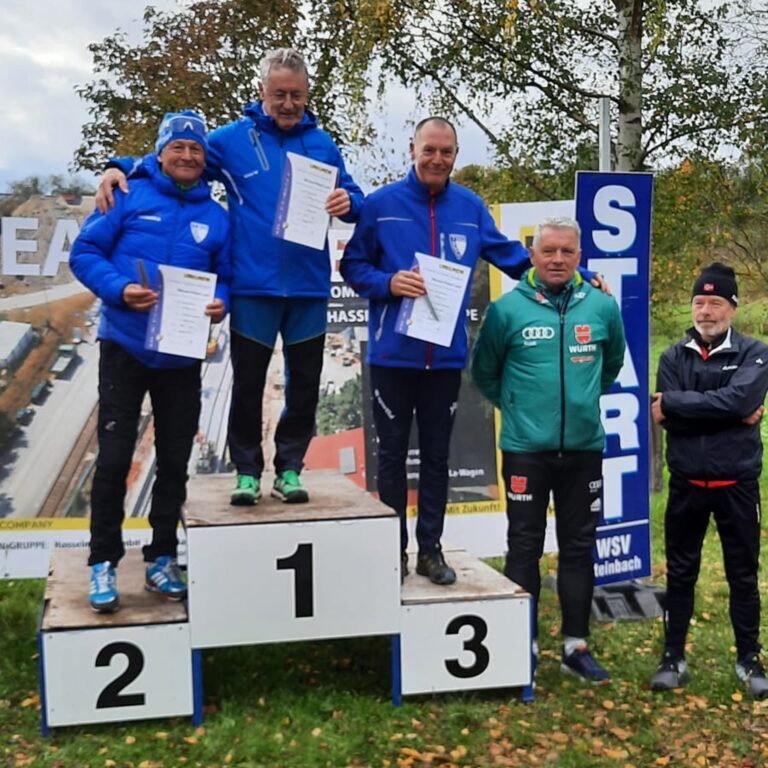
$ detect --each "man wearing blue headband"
[71,110,231,613]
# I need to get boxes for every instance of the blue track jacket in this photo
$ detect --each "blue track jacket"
[70,156,231,369]
[113,103,363,299]
[340,168,532,369]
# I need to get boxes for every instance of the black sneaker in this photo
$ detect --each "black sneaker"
[416,549,456,585]
[650,651,690,691]
[561,646,611,684]
[735,653,768,699]
[401,551,409,583]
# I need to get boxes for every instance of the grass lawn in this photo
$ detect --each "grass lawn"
[2,311,768,767]
[4,492,768,767]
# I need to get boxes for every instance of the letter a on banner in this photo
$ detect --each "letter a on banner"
[575,171,653,586]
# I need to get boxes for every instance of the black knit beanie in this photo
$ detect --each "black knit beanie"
[691,262,738,306]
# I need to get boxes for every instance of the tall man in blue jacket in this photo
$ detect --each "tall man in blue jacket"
[71,111,231,612]
[97,48,364,506]
[650,263,768,697]
[340,118,602,585]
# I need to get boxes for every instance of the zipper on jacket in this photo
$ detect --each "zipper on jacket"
[167,197,183,268]
[558,287,573,456]
[425,192,438,369]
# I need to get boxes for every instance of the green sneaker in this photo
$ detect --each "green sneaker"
[272,470,309,503]
[230,474,261,506]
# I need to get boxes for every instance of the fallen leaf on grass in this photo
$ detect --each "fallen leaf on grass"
[609,727,632,741]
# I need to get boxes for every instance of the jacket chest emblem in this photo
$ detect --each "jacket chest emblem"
[574,324,591,344]
[449,233,467,260]
[190,222,210,243]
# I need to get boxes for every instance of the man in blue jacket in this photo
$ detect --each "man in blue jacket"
[71,111,231,613]
[650,263,768,697]
[97,48,364,506]
[340,118,601,585]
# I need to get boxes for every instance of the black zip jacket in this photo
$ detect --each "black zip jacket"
[658,327,768,481]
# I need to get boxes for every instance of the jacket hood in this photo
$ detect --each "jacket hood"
[145,153,211,202]
[242,101,318,136]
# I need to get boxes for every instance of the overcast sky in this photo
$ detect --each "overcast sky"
[0,1,491,194]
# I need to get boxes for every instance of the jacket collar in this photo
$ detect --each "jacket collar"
[685,326,735,358]
[405,166,451,200]
[243,101,318,136]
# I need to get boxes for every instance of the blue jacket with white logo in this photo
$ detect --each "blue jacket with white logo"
[70,155,231,369]
[339,168,532,369]
[114,103,363,299]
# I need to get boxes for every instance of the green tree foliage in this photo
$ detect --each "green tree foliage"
[309,0,759,181]
[74,0,374,171]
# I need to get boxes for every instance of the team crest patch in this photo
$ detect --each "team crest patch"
[510,475,527,494]
[574,324,591,344]
[190,222,210,243]
[449,233,467,259]
[704,282,714,292]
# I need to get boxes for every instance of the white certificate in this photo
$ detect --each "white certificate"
[272,152,339,250]
[145,265,216,359]
[394,253,472,347]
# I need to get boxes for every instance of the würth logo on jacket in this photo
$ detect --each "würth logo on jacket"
[508,475,533,502]
[575,324,591,344]
[190,222,210,243]
[569,324,597,354]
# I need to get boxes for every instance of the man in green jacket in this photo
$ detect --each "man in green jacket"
[471,215,625,683]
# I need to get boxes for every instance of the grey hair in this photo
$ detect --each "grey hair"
[259,48,309,85]
[532,216,581,249]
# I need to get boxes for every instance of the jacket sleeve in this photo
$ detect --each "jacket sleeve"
[332,144,365,224]
[470,302,506,409]
[339,199,393,299]
[69,196,133,308]
[478,207,530,280]
[600,297,626,393]
[106,155,148,179]
[660,345,768,423]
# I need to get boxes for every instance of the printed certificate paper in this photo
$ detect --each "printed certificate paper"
[146,265,216,359]
[395,253,471,347]
[272,152,339,250]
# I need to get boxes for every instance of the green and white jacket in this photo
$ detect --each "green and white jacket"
[471,268,626,453]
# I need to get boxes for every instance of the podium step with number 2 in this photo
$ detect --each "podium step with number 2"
[39,549,201,731]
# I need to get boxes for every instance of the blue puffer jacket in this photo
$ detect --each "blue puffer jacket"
[115,103,363,299]
[70,155,231,369]
[339,168,531,369]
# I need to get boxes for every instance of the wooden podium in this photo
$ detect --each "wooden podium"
[38,471,532,730]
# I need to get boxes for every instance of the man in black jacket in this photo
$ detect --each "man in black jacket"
[650,263,768,697]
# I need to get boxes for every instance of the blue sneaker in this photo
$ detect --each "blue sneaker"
[145,556,187,600]
[89,561,119,613]
[561,646,611,684]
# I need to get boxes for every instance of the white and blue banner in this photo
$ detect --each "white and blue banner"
[575,171,653,585]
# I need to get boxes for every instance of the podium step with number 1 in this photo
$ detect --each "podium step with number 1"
[184,471,401,648]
